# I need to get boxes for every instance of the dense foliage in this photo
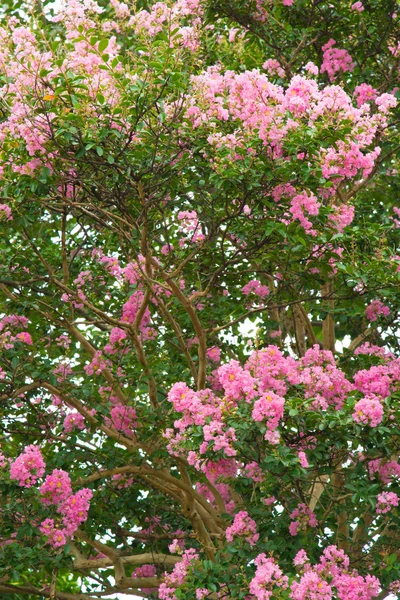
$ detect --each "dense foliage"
[0,0,400,598]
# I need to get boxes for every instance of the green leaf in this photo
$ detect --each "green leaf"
[98,39,109,53]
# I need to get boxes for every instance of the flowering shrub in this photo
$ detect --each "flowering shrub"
[0,0,399,599]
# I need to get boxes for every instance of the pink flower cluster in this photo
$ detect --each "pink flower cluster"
[304,61,319,76]
[104,327,127,354]
[354,365,391,398]
[187,69,393,181]
[328,204,355,232]
[244,461,264,482]
[8,446,93,549]
[321,39,354,81]
[249,554,288,599]
[202,421,237,456]
[352,396,384,427]
[262,58,285,78]
[289,192,320,236]
[0,314,33,351]
[177,210,205,245]
[367,459,400,483]
[121,290,155,340]
[376,491,399,514]
[289,503,317,536]
[39,519,67,548]
[0,204,12,220]
[354,342,394,360]
[298,346,354,410]
[365,299,390,322]
[206,346,221,362]
[225,510,259,546]
[84,350,111,375]
[129,0,202,51]
[298,451,309,468]
[63,411,86,433]
[105,403,137,437]
[242,279,270,300]
[354,83,377,107]
[165,344,379,475]
[53,361,73,382]
[40,488,93,547]
[10,445,46,487]
[252,392,285,436]
[158,548,199,599]
[322,142,381,182]
[40,469,72,506]
[132,564,157,594]
[290,546,380,600]
[352,1,364,11]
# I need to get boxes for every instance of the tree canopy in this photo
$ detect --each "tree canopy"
[0,0,399,598]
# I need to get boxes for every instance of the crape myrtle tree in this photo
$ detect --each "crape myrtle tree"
[0,0,400,598]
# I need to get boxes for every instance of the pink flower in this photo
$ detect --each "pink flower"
[104,327,127,354]
[375,93,397,113]
[289,503,317,536]
[291,571,332,599]
[132,564,157,594]
[169,538,184,554]
[10,445,45,487]
[269,330,282,339]
[63,412,86,433]
[0,204,13,220]
[105,404,137,437]
[244,461,264,482]
[159,548,199,599]
[293,549,309,566]
[376,491,399,514]
[207,346,221,362]
[353,365,391,398]
[289,191,320,235]
[249,554,288,599]
[226,511,259,546]
[262,59,285,78]
[217,360,257,400]
[161,243,173,255]
[351,1,364,11]
[264,430,280,445]
[58,488,93,536]
[53,361,73,382]
[304,61,319,76]
[321,39,354,82]
[40,469,72,506]
[177,210,205,244]
[56,334,71,349]
[84,350,111,375]
[352,396,384,427]
[354,83,376,106]
[263,496,276,506]
[0,315,29,330]
[203,421,237,456]
[252,391,285,432]
[15,332,33,344]
[334,573,379,599]
[298,451,309,468]
[365,300,390,322]
[328,204,354,232]
[39,519,66,548]
[242,279,270,299]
